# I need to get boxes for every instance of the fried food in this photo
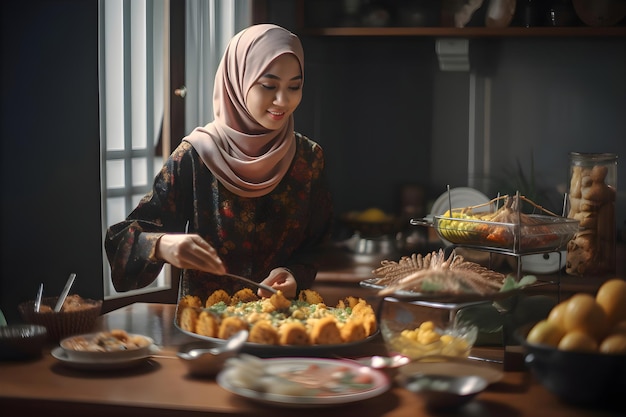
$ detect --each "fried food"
[231,288,258,304]
[178,306,199,332]
[269,291,291,311]
[249,320,280,345]
[279,321,310,345]
[195,310,219,337]
[310,316,343,345]
[298,289,324,305]
[179,295,202,309]
[340,319,367,343]
[177,288,378,346]
[218,316,248,340]
[206,289,231,307]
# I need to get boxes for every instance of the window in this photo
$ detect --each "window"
[99,0,251,300]
[99,0,168,299]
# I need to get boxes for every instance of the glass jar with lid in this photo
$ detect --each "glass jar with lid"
[566,152,617,276]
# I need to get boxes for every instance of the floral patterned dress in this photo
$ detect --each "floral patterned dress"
[104,132,333,302]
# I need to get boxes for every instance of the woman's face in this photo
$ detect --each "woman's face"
[246,53,302,131]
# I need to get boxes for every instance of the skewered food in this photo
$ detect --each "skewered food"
[434,194,577,253]
[177,289,377,346]
[373,250,505,296]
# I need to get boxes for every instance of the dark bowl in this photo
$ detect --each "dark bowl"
[517,324,626,406]
[397,373,488,410]
[0,324,48,360]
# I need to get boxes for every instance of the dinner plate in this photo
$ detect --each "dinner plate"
[175,323,380,358]
[359,278,555,304]
[398,359,503,384]
[430,187,493,217]
[51,346,157,371]
[430,187,493,246]
[216,357,391,407]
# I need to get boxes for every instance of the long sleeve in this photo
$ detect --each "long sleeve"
[104,144,193,292]
[105,135,333,300]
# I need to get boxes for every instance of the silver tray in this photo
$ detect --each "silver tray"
[431,214,578,255]
[359,278,555,304]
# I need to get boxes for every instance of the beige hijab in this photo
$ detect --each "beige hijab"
[184,24,304,197]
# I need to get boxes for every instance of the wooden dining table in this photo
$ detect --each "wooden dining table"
[0,302,623,417]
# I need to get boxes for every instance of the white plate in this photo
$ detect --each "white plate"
[217,357,390,407]
[429,187,493,246]
[399,360,503,385]
[430,187,493,217]
[51,346,157,371]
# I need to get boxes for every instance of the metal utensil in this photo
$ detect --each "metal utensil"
[222,273,278,294]
[54,273,77,312]
[34,283,44,312]
[179,330,249,360]
[177,330,249,377]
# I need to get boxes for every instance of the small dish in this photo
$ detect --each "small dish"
[0,324,48,360]
[398,360,503,385]
[397,373,488,410]
[59,331,155,362]
[51,346,157,371]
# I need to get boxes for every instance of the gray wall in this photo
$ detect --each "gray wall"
[265,3,626,239]
[1,0,103,324]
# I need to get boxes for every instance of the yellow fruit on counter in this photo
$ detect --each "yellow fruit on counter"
[356,208,389,223]
[596,279,626,326]
[547,300,569,329]
[599,333,626,354]
[558,330,598,352]
[563,293,608,341]
[527,319,565,347]
[610,320,626,335]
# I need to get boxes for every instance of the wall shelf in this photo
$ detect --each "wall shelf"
[299,26,626,38]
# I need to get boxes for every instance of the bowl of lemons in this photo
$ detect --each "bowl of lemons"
[518,278,626,406]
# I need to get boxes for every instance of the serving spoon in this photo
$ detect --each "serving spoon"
[177,330,249,377]
[221,273,278,294]
[178,329,249,360]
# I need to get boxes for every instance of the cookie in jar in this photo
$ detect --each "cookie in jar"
[566,153,617,276]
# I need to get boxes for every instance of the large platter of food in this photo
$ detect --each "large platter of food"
[217,355,390,407]
[360,250,546,303]
[175,289,378,356]
[428,194,578,254]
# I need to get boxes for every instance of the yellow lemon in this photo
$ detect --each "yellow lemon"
[526,320,564,347]
[563,293,608,341]
[547,300,569,329]
[356,208,388,222]
[558,330,598,352]
[599,333,626,354]
[596,278,626,326]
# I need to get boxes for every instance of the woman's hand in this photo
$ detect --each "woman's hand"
[155,234,226,275]
[258,268,296,299]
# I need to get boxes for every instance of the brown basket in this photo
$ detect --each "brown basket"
[18,296,102,342]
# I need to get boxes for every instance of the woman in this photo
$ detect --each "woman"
[105,24,333,301]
